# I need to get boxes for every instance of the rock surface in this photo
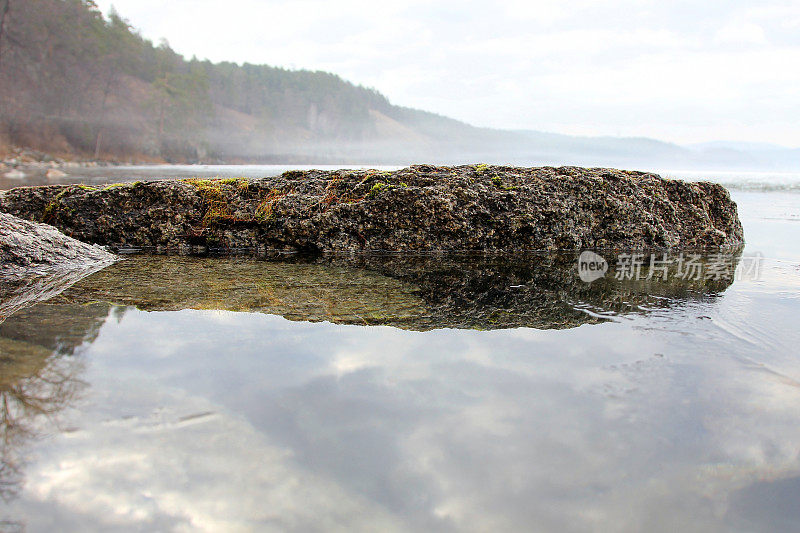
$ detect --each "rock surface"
[0,165,744,252]
[0,212,116,276]
[0,212,116,321]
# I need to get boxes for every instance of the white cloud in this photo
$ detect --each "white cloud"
[22,389,407,531]
[714,21,768,45]
[93,0,800,145]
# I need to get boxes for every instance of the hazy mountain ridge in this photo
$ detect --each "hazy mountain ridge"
[0,0,797,170]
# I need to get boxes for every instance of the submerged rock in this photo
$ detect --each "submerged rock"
[51,251,738,331]
[0,165,743,253]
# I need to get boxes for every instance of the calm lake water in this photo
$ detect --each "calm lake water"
[1,167,800,532]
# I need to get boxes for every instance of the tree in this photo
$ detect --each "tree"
[0,0,10,69]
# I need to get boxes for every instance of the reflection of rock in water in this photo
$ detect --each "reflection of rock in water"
[0,265,111,325]
[1,301,113,355]
[0,299,102,507]
[320,252,739,328]
[60,257,427,327]
[55,252,739,330]
[0,334,87,504]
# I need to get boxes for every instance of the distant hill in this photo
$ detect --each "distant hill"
[685,142,800,170]
[0,0,487,163]
[0,0,797,170]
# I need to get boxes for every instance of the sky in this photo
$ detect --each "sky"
[93,0,800,147]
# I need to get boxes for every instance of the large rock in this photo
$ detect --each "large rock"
[0,165,743,252]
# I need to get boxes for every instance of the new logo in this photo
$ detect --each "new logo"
[577,251,608,282]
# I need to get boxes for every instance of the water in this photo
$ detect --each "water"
[3,164,800,193]
[1,168,800,531]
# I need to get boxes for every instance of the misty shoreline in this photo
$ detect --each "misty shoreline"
[0,144,436,179]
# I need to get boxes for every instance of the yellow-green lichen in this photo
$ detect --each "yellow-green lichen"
[42,189,71,222]
[254,188,288,222]
[367,181,396,198]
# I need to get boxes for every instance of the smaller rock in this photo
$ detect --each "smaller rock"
[1,212,117,321]
[1,212,116,276]
[3,169,25,179]
[45,168,67,179]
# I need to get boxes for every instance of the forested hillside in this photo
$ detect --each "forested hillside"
[0,0,485,162]
[1,0,795,168]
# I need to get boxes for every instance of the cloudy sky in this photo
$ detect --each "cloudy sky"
[94,0,800,146]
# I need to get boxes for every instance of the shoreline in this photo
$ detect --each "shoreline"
[0,144,421,177]
[0,146,129,180]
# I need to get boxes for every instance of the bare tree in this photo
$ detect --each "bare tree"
[0,0,10,69]
[0,349,86,503]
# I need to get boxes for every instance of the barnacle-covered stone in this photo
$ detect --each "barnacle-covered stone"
[0,165,743,253]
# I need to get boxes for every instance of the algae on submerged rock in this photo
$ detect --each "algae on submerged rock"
[52,252,739,331]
